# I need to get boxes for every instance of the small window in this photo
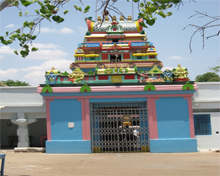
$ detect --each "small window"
[77,57,83,60]
[149,55,156,59]
[113,39,118,42]
[90,57,95,60]
[194,114,212,135]
[137,56,142,60]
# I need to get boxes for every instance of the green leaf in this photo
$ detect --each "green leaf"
[6,31,9,36]
[133,0,139,2]
[84,5,90,11]
[23,21,29,27]
[139,21,148,28]
[31,47,38,51]
[31,35,37,40]
[140,2,144,7]
[23,44,29,49]
[9,35,15,40]
[7,40,13,44]
[74,5,82,12]
[166,12,172,16]
[146,18,156,26]
[40,13,47,18]
[52,15,61,22]
[78,7,82,11]
[20,50,29,58]
[74,5,78,10]
[21,0,32,7]
[28,22,35,28]
[47,5,55,11]
[0,36,4,41]
[40,8,46,14]
[138,12,144,18]
[58,17,64,23]
[14,50,18,55]
[1,40,7,45]
[19,12,22,17]
[35,9,39,14]
[158,11,166,18]
[63,10,68,14]
[25,11,29,15]
[44,0,50,3]
[13,1,19,6]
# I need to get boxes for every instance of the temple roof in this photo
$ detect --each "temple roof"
[86,15,143,33]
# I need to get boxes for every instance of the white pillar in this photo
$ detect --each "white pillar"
[11,112,36,147]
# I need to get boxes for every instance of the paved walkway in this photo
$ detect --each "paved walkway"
[0,150,219,176]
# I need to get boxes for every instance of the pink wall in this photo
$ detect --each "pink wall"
[46,99,53,141]
[37,83,198,93]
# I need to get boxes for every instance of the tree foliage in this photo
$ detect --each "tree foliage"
[209,62,220,73]
[195,72,220,82]
[1,79,30,86]
[0,0,184,58]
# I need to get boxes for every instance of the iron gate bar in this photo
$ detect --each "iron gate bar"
[91,102,149,153]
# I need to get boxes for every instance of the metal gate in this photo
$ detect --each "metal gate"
[91,102,149,153]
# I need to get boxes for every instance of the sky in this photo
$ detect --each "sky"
[0,0,219,86]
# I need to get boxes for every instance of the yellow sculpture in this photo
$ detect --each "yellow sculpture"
[127,15,132,21]
[105,15,109,22]
[68,67,85,84]
[46,67,60,75]
[173,64,189,78]
[119,15,124,21]
[97,15,102,22]
[112,15,117,22]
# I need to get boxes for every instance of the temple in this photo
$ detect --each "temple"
[37,15,198,153]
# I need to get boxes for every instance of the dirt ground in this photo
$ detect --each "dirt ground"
[0,150,219,176]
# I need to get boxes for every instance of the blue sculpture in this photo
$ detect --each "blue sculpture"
[46,72,58,84]
[163,69,173,82]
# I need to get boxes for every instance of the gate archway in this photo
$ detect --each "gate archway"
[91,102,149,153]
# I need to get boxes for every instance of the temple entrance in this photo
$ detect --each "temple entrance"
[91,102,149,153]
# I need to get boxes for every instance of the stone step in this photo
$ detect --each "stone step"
[14,147,45,153]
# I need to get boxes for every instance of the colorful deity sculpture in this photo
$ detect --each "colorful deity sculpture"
[173,64,189,82]
[45,67,59,84]
[163,69,173,82]
[139,71,148,82]
[68,67,85,84]
[150,74,157,80]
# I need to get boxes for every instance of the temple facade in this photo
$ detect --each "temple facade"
[37,15,198,153]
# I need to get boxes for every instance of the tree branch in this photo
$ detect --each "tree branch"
[184,10,220,53]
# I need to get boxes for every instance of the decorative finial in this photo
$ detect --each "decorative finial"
[120,15,124,21]
[105,15,109,22]
[51,67,55,72]
[97,15,102,22]
[178,64,183,71]
[112,15,117,22]
[127,15,132,21]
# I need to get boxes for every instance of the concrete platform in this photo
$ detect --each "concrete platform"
[0,150,219,176]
